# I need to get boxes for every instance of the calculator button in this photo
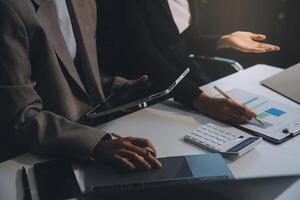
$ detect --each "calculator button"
[185,124,250,153]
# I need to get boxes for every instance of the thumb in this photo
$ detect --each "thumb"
[251,33,266,41]
[127,75,149,86]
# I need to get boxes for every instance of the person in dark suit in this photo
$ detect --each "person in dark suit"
[103,0,280,124]
[0,0,162,170]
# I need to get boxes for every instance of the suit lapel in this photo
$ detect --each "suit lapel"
[188,0,208,26]
[157,0,180,34]
[66,0,105,101]
[32,0,89,96]
[160,0,173,19]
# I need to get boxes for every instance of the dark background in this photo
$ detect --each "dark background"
[200,0,300,68]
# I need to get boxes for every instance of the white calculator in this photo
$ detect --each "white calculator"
[184,123,262,158]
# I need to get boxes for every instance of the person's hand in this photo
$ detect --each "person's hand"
[193,92,257,124]
[93,137,162,171]
[117,75,151,101]
[127,75,149,87]
[217,31,280,53]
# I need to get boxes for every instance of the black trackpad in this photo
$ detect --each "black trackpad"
[80,156,192,191]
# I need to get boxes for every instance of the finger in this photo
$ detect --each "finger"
[113,154,136,171]
[226,113,248,124]
[136,75,149,82]
[145,154,162,169]
[227,100,256,119]
[127,75,149,86]
[232,40,266,53]
[118,150,152,170]
[257,43,280,51]
[227,108,251,121]
[127,137,157,156]
[120,140,149,157]
[241,47,267,53]
[224,107,249,121]
[244,42,280,53]
[243,106,257,117]
[226,99,250,114]
[223,114,242,124]
[228,105,256,121]
[251,33,266,41]
[237,44,267,53]
[239,107,257,119]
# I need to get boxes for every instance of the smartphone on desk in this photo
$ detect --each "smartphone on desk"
[33,160,82,200]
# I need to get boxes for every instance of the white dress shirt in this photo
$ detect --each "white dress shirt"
[52,0,77,60]
[167,0,191,34]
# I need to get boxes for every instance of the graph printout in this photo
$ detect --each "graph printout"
[225,89,300,140]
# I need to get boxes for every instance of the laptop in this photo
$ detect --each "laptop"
[78,153,234,193]
[86,68,190,119]
[70,175,300,200]
[33,154,233,200]
[261,63,300,104]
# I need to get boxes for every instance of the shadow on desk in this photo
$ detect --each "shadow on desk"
[159,100,219,125]
[0,143,23,163]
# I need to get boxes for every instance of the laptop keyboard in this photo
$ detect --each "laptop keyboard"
[92,176,229,193]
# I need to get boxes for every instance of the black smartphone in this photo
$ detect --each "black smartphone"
[33,160,82,200]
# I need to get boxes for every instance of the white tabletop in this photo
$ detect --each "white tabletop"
[98,64,300,177]
[1,64,300,200]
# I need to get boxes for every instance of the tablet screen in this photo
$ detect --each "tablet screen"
[88,81,159,116]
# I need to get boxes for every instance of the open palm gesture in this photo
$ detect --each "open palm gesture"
[218,31,280,53]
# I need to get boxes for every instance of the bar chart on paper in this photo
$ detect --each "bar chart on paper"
[225,89,300,141]
[243,98,287,129]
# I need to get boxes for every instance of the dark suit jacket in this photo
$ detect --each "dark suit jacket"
[0,0,127,161]
[102,0,220,106]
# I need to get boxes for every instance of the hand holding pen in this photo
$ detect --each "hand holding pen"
[214,86,264,126]
[193,87,260,124]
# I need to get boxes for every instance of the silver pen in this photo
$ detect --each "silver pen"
[214,86,265,126]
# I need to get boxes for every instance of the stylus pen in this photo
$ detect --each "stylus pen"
[89,83,130,114]
[111,133,156,156]
[213,86,265,126]
[22,167,32,200]
[100,83,129,106]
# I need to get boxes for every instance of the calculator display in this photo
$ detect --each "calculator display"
[227,138,258,152]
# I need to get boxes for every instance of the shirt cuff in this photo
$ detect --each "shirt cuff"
[90,132,112,160]
[173,80,203,107]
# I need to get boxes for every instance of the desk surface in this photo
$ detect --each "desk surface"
[1,64,300,200]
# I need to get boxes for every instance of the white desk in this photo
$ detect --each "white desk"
[1,65,300,200]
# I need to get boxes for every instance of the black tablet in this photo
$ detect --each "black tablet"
[86,68,190,119]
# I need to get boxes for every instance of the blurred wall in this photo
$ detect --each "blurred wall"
[200,0,300,68]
